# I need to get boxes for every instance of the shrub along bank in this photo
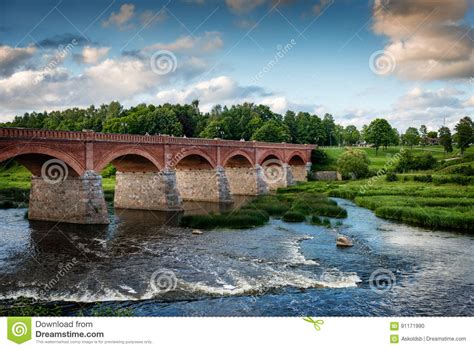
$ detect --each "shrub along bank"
[180,192,347,229]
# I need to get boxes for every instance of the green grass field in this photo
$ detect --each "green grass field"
[314,145,474,171]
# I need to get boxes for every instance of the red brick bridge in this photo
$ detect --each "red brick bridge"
[0,128,315,224]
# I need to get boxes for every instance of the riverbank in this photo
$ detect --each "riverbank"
[280,179,474,233]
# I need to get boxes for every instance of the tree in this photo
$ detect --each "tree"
[419,124,428,146]
[283,110,297,143]
[343,125,360,145]
[364,118,393,155]
[199,118,231,139]
[295,112,324,144]
[454,116,473,155]
[337,149,370,179]
[143,106,183,136]
[438,126,453,154]
[334,124,344,146]
[251,119,291,143]
[388,127,400,146]
[106,101,122,119]
[402,127,420,148]
[427,131,437,138]
[321,113,337,146]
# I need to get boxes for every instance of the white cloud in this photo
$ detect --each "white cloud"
[0,54,209,114]
[234,19,257,29]
[372,0,473,81]
[0,45,37,77]
[155,75,264,110]
[102,3,135,30]
[74,46,110,64]
[146,32,223,54]
[225,0,266,14]
[391,87,473,129]
[139,9,167,26]
[463,96,474,107]
[395,87,464,110]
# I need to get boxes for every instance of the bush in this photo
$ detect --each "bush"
[322,218,331,227]
[337,149,370,179]
[454,166,474,176]
[292,201,347,218]
[432,175,472,186]
[244,196,290,216]
[180,209,269,229]
[310,149,333,172]
[385,171,398,182]
[375,206,474,232]
[100,164,117,178]
[395,151,437,172]
[0,200,15,209]
[310,215,322,225]
[282,211,306,222]
[413,174,432,183]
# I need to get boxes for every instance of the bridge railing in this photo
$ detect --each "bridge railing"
[0,127,315,150]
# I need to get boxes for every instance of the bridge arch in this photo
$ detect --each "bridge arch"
[287,151,308,182]
[287,151,306,165]
[223,150,254,167]
[94,147,162,173]
[0,143,84,176]
[174,149,216,169]
[258,150,284,165]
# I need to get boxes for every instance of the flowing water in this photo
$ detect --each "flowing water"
[0,198,472,316]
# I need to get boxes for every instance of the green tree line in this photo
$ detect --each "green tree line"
[1,101,471,153]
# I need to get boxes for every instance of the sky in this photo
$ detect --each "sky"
[0,0,473,132]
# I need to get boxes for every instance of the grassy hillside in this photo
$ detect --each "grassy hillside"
[314,145,474,172]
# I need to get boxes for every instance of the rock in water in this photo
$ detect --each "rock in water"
[192,229,203,235]
[336,235,353,248]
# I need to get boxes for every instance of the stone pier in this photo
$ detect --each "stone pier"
[28,171,109,224]
[114,170,182,211]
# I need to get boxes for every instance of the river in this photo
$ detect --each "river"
[0,198,472,316]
